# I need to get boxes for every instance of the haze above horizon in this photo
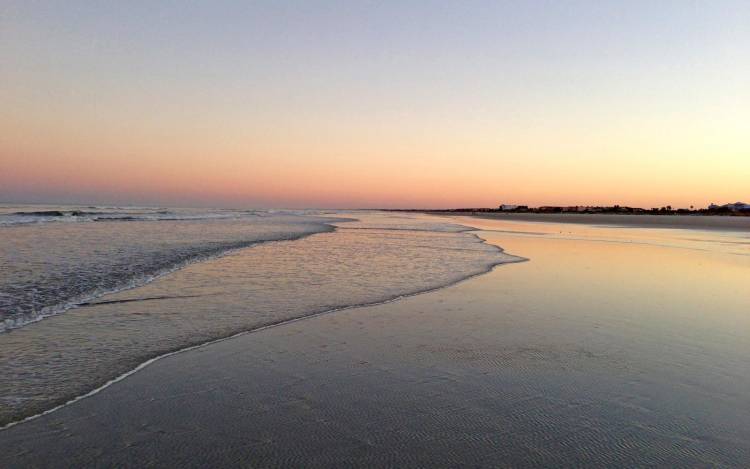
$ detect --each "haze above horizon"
[2,1,748,209]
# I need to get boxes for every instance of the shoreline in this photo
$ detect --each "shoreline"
[0,228,524,429]
[427,211,750,231]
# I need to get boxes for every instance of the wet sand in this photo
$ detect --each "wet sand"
[432,211,750,231]
[1,220,749,467]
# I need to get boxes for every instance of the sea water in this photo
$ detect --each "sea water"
[0,207,519,425]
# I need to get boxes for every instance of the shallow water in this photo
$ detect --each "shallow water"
[0,206,335,331]
[0,209,518,425]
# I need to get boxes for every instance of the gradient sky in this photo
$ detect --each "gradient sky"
[2,1,749,208]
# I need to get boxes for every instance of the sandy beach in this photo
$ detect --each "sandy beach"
[1,217,748,467]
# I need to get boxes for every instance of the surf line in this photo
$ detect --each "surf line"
[1,232,526,432]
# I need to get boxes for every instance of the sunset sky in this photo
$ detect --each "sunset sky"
[2,1,748,209]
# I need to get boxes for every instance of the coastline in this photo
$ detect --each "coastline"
[427,211,750,231]
[1,223,748,466]
[0,246,520,433]
[0,216,519,428]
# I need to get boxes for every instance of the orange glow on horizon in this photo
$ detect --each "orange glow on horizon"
[2,1,748,208]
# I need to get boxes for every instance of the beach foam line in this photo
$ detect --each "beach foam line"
[0,232,526,432]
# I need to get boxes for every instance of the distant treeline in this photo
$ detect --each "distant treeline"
[389,204,750,216]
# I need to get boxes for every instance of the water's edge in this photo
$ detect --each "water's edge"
[0,229,526,431]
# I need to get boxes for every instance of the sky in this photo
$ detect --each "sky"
[1,1,748,209]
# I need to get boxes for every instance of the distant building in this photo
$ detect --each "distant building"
[709,202,750,212]
[499,204,518,211]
